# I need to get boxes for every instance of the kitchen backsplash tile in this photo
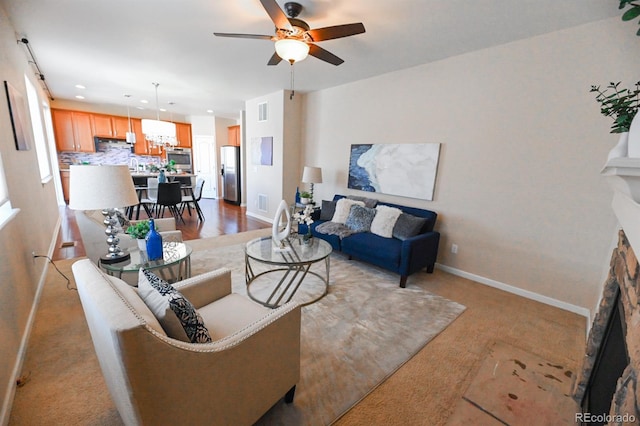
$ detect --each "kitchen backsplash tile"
[58,144,160,168]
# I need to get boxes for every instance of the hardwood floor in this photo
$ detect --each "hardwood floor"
[53,198,271,260]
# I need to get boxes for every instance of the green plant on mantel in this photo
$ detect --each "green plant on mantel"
[590,81,640,133]
[618,0,640,36]
[126,220,150,239]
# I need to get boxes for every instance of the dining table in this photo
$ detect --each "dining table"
[127,172,199,220]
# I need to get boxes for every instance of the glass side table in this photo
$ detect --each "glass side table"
[101,242,192,284]
[245,236,332,308]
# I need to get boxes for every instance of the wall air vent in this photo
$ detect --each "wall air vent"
[258,194,268,212]
[258,102,268,122]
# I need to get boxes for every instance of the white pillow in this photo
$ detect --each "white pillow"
[331,198,365,224]
[370,205,403,238]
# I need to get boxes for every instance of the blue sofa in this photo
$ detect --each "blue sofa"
[299,195,440,287]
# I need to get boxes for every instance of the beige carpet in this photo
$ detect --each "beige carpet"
[9,229,466,425]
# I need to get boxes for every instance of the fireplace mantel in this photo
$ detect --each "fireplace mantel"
[602,157,640,251]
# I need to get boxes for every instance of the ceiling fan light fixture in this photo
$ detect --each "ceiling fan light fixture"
[275,38,309,63]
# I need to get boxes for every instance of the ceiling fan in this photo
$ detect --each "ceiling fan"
[214,0,365,66]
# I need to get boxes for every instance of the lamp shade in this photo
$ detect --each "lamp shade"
[275,39,310,63]
[302,166,323,184]
[68,165,139,210]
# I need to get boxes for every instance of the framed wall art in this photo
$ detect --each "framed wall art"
[251,136,273,166]
[4,81,30,151]
[348,143,441,201]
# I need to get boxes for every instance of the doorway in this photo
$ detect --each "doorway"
[193,135,217,199]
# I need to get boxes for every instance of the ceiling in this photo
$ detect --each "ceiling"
[1,0,621,120]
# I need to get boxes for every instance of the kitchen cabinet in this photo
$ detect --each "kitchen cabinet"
[92,114,131,139]
[228,125,240,146]
[52,109,95,152]
[60,170,70,203]
[113,116,131,138]
[175,122,192,148]
[131,118,163,156]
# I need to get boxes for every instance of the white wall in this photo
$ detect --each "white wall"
[302,17,639,316]
[0,5,60,422]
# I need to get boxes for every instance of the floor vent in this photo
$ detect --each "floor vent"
[258,194,268,212]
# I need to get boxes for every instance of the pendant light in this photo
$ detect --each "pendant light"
[124,94,136,144]
[141,82,176,146]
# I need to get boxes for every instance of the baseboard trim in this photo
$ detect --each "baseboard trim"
[1,215,62,426]
[435,263,591,319]
[246,211,274,224]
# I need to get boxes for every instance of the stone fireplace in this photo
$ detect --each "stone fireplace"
[572,158,640,423]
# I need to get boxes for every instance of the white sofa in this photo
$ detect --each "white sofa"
[72,259,301,425]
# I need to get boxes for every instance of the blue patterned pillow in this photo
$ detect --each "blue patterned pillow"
[345,205,377,233]
[138,269,212,343]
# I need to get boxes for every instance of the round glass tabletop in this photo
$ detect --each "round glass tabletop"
[101,242,192,274]
[245,236,332,265]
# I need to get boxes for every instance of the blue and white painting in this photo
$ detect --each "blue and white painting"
[348,143,441,201]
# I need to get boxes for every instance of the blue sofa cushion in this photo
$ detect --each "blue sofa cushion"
[393,213,428,241]
[342,232,402,271]
[345,205,376,233]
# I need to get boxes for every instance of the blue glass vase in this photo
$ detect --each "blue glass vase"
[158,169,167,183]
[145,219,163,261]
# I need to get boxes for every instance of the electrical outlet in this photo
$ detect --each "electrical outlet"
[451,244,458,254]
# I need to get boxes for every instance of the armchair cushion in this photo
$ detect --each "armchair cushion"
[138,269,212,343]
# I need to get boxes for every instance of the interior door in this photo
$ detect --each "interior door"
[193,135,217,199]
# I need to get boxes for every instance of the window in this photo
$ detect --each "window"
[24,75,52,182]
[258,102,268,122]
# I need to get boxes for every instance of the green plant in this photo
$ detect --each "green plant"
[300,191,311,198]
[126,220,150,239]
[590,81,640,133]
[618,0,640,36]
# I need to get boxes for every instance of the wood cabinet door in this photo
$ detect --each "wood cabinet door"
[175,122,192,147]
[52,109,75,151]
[73,112,95,152]
[92,114,113,137]
[60,171,70,203]
[132,118,149,155]
[112,116,130,139]
[228,125,240,146]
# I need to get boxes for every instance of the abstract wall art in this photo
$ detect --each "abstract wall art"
[348,143,441,201]
[251,136,273,166]
[4,81,30,151]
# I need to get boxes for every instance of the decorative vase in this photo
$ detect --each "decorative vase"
[158,169,167,183]
[627,113,640,158]
[272,200,291,249]
[145,219,163,261]
[608,132,630,160]
[303,231,313,245]
[300,197,310,205]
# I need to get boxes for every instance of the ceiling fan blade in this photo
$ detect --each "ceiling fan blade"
[213,32,273,40]
[307,23,365,42]
[260,0,292,30]
[308,43,344,66]
[267,52,283,66]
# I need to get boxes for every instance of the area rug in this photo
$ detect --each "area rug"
[446,341,578,425]
[189,242,466,425]
[10,234,465,425]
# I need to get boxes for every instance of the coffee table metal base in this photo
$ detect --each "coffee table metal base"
[245,257,330,308]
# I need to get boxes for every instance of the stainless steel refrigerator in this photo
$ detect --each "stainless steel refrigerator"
[220,145,241,205]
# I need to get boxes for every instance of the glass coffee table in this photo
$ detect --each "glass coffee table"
[245,236,332,308]
[101,242,192,283]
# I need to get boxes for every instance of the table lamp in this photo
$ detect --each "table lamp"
[69,165,140,264]
[301,166,323,204]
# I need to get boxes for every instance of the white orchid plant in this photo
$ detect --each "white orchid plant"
[293,205,315,235]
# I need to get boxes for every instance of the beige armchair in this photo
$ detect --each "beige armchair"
[72,259,301,425]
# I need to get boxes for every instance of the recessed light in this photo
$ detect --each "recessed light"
[75,95,85,99]
[75,84,85,89]
[159,108,167,112]
[206,109,214,114]
[140,99,149,104]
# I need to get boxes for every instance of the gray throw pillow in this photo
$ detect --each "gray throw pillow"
[138,269,212,343]
[347,195,378,208]
[345,205,377,233]
[320,200,337,221]
[392,213,427,241]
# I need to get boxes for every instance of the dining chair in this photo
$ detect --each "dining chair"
[156,182,185,223]
[180,178,205,222]
[138,177,159,218]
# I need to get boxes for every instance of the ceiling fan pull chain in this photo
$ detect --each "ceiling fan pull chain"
[290,63,295,100]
